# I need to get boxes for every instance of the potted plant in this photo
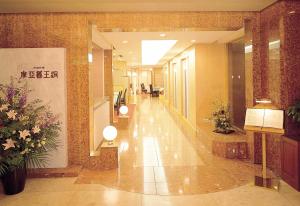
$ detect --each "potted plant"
[0,79,60,195]
[287,100,300,123]
[212,103,234,134]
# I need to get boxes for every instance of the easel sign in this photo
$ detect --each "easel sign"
[244,99,284,190]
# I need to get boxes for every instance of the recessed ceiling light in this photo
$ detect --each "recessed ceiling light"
[160,33,166,37]
[122,40,128,44]
[191,40,196,43]
[289,11,296,14]
[142,40,177,65]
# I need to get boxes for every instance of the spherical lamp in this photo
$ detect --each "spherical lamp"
[119,105,128,116]
[103,125,118,145]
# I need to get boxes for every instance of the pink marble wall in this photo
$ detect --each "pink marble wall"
[245,0,300,175]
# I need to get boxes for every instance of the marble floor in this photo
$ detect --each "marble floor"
[77,97,279,194]
[1,96,300,205]
[1,177,300,206]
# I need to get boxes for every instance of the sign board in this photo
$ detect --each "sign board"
[244,108,284,134]
[0,48,68,168]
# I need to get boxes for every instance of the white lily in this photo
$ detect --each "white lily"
[2,138,16,150]
[32,125,41,134]
[6,110,17,120]
[0,104,9,112]
[19,129,30,140]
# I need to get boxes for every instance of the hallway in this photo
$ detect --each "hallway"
[2,96,300,206]
[77,96,258,195]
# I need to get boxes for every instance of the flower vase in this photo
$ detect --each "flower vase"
[1,166,27,195]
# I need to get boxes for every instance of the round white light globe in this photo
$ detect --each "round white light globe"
[119,105,128,115]
[103,126,118,142]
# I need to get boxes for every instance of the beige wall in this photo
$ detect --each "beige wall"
[92,46,104,104]
[195,43,229,126]
[165,46,196,128]
[153,67,164,88]
[0,11,253,166]
[113,60,129,92]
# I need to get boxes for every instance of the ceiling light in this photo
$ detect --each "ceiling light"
[142,40,177,65]
[160,33,166,37]
[122,40,128,44]
[191,40,196,43]
[289,11,295,14]
[88,53,93,63]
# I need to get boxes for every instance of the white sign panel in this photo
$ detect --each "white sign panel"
[245,108,284,129]
[0,48,68,168]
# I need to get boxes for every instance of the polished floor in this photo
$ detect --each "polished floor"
[77,97,270,195]
[1,177,300,206]
[1,96,300,205]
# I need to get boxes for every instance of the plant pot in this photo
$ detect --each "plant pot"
[213,129,235,134]
[1,166,27,195]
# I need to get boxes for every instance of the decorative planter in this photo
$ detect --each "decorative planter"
[281,136,300,191]
[213,129,235,134]
[1,166,27,195]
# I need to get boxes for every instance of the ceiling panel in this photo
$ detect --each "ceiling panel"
[0,0,277,13]
[99,30,243,67]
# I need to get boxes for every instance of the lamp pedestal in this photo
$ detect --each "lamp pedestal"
[118,115,129,129]
[254,133,280,190]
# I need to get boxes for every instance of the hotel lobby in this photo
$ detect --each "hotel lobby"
[0,0,300,205]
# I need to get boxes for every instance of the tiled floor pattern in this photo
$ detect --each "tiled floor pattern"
[76,97,273,195]
[1,96,300,205]
[0,177,299,206]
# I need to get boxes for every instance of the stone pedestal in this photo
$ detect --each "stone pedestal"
[212,139,248,159]
[117,115,129,129]
[85,141,119,170]
[99,141,118,169]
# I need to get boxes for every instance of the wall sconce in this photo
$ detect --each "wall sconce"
[103,125,117,145]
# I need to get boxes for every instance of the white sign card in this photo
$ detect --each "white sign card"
[245,108,284,130]
[0,48,68,168]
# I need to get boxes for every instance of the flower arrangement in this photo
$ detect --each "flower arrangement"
[0,79,60,176]
[212,103,234,134]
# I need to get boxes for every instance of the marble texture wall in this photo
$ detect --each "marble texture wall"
[245,0,300,175]
[0,5,298,176]
[0,11,255,166]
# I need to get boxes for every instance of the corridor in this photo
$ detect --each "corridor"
[2,97,300,206]
[77,97,258,195]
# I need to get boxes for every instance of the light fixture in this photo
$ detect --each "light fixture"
[244,45,253,54]
[142,40,177,65]
[289,11,296,14]
[269,40,280,50]
[160,33,166,37]
[119,105,128,116]
[103,125,118,145]
[122,40,128,44]
[191,40,196,43]
[255,98,272,104]
[88,53,93,63]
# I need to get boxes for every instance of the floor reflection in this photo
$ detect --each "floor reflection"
[76,96,263,195]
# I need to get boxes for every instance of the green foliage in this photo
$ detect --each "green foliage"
[0,78,60,176]
[287,100,300,123]
[212,101,233,134]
